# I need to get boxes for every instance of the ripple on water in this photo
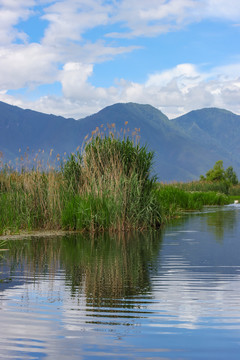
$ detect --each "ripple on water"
[1,208,240,359]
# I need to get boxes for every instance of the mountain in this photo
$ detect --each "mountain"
[0,101,78,156]
[171,108,240,164]
[0,101,239,182]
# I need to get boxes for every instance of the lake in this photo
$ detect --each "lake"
[1,205,240,359]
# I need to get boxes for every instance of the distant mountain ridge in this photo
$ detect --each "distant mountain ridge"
[172,107,240,157]
[0,101,239,182]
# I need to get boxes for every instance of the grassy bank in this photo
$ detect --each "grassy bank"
[156,185,229,218]
[0,133,161,234]
[167,179,240,196]
[0,134,232,235]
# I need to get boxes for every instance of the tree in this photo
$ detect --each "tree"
[204,160,225,182]
[225,166,238,185]
[200,160,238,185]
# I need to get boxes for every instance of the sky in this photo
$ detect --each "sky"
[0,0,240,120]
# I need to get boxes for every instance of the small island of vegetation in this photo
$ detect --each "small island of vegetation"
[0,129,239,236]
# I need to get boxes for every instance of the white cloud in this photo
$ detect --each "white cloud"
[41,0,111,46]
[1,61,239,120]
[106,0,240,38]
[0,1,240,118]
[206,0,240,21]
[146,64,205,93]
[0,0,37,44]
[61,62,94,99]
[0,44,58,89]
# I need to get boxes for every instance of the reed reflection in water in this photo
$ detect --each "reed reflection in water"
[1,206,240,359]
[0,231,163,359]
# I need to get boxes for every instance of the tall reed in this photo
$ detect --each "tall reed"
[0,131,162,234]
[0,169,64,234]
[0,130,232,235]
[167,180,230,194]
[61,133,161,231]
[156,185,229,216]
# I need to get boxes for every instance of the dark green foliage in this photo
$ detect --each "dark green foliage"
[200,160,238,193]
[228,184,240,196]
[225,166,238,185]
[62,152,82,191]
[203,160,226,182]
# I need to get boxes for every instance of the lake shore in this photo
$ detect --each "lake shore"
[1,135,238,235]
[0,230,76,241]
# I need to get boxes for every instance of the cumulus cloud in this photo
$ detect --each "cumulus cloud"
[0,0,138,92]
[0,44,58,89]
[0,1,240,118]
[0,0,51,45]
[1,61,239,120]
[61,62,94,99]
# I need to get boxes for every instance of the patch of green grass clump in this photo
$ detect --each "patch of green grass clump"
[156,185,229,216]
[0,127,233,235]
[0,170,64,234]
[168,180,230,195]
[0,128,162,234]
[61,133,161,231]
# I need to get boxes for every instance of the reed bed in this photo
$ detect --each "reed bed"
[0,130,162,234]
[228,184,240,196]
[0,129,232,235]
[61,133,161,231]
[156,185,229,217]
[0,170,64,234]
[166,180,230,194]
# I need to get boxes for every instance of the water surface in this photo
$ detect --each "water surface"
[1,205,240,359]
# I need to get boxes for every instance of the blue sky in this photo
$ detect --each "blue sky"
[0,0,240,119]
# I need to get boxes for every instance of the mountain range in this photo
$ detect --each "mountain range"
[0,100,239,182]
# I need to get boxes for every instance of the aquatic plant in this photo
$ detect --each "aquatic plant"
[0,129,162,233]
[157,185,228,214]
[61,131,160,231]
[168,180,230,195]
[0,129,232,235]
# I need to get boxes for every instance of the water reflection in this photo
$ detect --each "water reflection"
[181,205,239,243]
[1,207,240,359]
[206,206,238,242]
[1,231,162,305]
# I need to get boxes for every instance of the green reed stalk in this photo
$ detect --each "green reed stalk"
[0,132,231,235]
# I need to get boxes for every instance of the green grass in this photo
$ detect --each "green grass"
[0,133,162,234]
[0,132,233,235]
[228,195,240,203]
[167,180,230,194]
[156,186,229,219]
[166,179,240,197]
[228,184,240,196]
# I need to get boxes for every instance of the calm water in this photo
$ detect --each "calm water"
[1,205,240,359]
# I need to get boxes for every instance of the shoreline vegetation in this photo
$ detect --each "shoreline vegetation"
[0,128,238,236]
